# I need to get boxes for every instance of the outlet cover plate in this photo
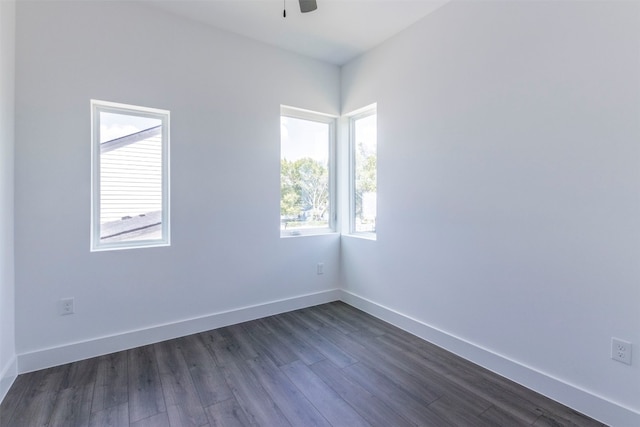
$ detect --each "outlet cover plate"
[611,338,632,365]
[60,298,74,316]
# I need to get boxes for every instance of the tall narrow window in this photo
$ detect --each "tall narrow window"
[280,106,336,237]
[91,100,170,251]
[351,106,377,235]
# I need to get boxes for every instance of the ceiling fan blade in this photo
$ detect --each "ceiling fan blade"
[299,0,317,13]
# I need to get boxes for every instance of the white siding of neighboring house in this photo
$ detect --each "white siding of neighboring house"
[100,134,162,224]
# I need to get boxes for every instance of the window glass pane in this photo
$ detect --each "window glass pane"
[92,101,169,251]
[353,112,377,233]
[280,115,330,234]
[99,112,160,143]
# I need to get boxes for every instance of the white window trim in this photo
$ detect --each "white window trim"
[348,104,377,239]
[280,105,337,238]
[90,99,171,251]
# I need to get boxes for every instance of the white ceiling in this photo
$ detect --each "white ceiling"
[150,0,449,65]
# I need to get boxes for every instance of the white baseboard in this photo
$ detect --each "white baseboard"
[339,290,640,427]
[0,355,17,405]
[18,288,341,374]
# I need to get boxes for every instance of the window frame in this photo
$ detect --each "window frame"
[280,105,337,238]
[349,105,377,238]
[90,99,170,252]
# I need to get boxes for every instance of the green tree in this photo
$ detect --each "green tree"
[355,142,377,219]
[281,159,301,217]
[281,158,328,222]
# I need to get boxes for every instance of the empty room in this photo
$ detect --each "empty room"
[0,0,638,426]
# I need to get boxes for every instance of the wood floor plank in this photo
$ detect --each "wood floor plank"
[346,328,493,414]
[342,362,445,426]
[280,360,370,427]
[178,334,233,408]
[130,411,171,427]
[470,357,606,427]
[92,352,128,414]
[154,340,208,427]
[48,384,93,427]
[89,402,129,427]
[3,365,68,426]
[373,332,538,422]
[316,322,444,404]
[127,345,166,423]
[321,302,387,336]
[279,312,358,368]
[480,405,530,426]
[331,303,420,341]
[534,414,571,427]
[245,356,331,427]
[241,320,298,367]
[289,307,325,330]
[306,305,359,335]
[214,324,259,360]
[0,371,39,425]
[204,398,251,427]
[310,359,414,427]
[197,328,227,350]
[428,395,496,427]
[209,337,292,426]
[533,408,607,427]
[60,357,99,390]
[260,315,326,365]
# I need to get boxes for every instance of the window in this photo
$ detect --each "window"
[350,106,377,235]
[91,100,170,251]
[280,106,336,236]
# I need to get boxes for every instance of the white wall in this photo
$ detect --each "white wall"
[341,1,640,425]
[14,1,340,370]
[11,0,640,423]
[0,0,16,403]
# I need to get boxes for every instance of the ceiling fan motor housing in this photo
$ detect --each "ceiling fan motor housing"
[300,0,318,13]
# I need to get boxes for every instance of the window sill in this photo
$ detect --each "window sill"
[91,240,170,252]
[280,228,338,238]
[342,232,376,241]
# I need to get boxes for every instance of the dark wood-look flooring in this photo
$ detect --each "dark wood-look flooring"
[0,302,606,427]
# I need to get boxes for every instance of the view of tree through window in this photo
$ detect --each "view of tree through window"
[280,109,334,235]
[353,110,377,233]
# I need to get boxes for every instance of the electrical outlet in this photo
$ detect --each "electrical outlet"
[317,262,324,275]
[611,338,632,365]
[60,298,74,316]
